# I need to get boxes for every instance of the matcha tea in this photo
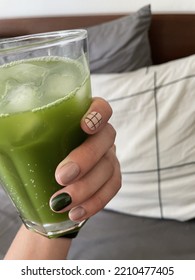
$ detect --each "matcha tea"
[0,56,91,237]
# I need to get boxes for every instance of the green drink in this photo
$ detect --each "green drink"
[0,30,91,238]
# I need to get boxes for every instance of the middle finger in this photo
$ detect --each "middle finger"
[50,149,114,213]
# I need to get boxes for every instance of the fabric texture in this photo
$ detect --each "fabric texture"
[87,5,152,73]
[68,209,195,260]
[0,186,21,259]
[91,54,195,221]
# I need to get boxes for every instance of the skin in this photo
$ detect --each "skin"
[4,97,121,260]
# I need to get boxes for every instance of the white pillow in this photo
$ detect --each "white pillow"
[91,55,195,221]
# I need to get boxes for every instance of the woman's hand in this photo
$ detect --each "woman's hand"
[49,97,121,222]
[4,97,121,260]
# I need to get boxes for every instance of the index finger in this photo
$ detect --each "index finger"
[55,123,116,186]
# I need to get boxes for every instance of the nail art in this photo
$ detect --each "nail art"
[50,193,72,212]
[85,111,102,131]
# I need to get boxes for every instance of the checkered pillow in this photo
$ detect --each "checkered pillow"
[91,55,195,221]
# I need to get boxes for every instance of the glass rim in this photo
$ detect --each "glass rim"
[0,29,87,56]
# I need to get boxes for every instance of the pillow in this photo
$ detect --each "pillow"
[87,5,152,73]
[91,54,195,222]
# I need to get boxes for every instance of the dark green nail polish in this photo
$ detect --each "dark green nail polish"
[50,193,72,212]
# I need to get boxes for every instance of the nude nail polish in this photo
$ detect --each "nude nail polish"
[56,162,80,185]
[69,206,86,221]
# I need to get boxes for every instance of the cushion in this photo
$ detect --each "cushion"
[91,54,195,221]
[87,5,152,73]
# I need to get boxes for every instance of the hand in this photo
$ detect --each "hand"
[4,97,121,260]
[49,97,121,222]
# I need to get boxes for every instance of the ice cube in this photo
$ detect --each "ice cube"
[2,81,38,113]
[8,62,47,86]
[43,73,78,103]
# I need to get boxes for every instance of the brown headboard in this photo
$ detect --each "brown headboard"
[0,14,195,64]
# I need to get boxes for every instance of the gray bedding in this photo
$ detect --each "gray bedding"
[1,184,195,260]
[0,186,21,259]
[68,210,195,260]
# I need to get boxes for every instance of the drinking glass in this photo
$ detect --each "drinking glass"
[0,30,92,238]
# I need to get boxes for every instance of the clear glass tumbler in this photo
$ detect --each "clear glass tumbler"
[0,30,92,238]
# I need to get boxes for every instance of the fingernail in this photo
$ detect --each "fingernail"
[50,193,72,212]
[85,111,102,131]
[56,162,80,185]
[69,206,86,221]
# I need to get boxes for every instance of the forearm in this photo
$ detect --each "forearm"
[4,225,72,260]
